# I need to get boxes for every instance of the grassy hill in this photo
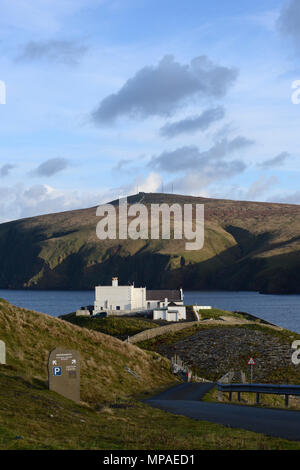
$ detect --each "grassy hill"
[0,298,176,404]
[0,192,300,293]
[60,313,162,340]
[1,298,300,450]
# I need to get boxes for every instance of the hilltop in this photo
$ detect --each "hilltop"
[0,192,300,293]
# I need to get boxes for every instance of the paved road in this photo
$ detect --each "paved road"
[149,382,216,401]
[146,383,300,441]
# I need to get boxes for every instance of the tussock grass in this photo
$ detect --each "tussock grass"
[0,298,177,404]
[1,366,300,450]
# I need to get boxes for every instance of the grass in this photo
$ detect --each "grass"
[203,386,300,411]
[61,313,160,340]
[198,308,276,325]
[197,308,245,320]
[0,298,177,404]
[137,321,300,352]
[2,298,300,449]
[1,366,300,450]
[136,321,233,350]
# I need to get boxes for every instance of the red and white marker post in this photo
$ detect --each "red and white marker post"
[247,357,256,383]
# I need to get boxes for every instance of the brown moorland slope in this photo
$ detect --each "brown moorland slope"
[0,192,299,293]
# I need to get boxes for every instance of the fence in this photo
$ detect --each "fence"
[171,354,209,383]
[127,321,199,344]
[217,382,300,407]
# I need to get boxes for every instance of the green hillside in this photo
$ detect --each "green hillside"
[0,192,300,293]
[61,313,161,340]
[0,298,176,404]
[1,298,300,450]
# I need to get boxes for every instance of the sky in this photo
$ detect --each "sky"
[0,0,300,222]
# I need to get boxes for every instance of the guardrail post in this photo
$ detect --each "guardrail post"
[285,395,289,407]
[216,383,300,408]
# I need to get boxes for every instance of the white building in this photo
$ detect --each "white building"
[94,277,146,313]
[92,277,186,321]
[147,289,186,321]
[145,289,184,309]
[153,302,186,322]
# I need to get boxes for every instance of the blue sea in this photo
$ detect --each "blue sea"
[0,289,300,333]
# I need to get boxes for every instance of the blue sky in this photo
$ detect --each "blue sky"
[0,0,300,221]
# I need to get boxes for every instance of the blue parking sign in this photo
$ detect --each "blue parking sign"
[53,366,62,376]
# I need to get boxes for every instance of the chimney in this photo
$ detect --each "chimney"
[180,288,184,301]
[112,277,118,287]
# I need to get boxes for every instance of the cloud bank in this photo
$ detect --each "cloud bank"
[258,152,290,168]
[31,158,70,177]
[0,164,15,177]
[160,106,225,138]
[17,40,88,65]
[92,55,238,124]
[149,137,253,173]
[278,0,300,53]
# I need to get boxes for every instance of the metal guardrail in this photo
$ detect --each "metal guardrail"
[217,382,300,407]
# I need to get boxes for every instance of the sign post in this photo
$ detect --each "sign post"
[0,340,5,365]
[48,348,80,403]
[247,357,256,383]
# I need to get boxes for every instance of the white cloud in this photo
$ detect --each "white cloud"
[120,172,162,196]
[268,190,300,205]
[0,183,109,222]
[246,175,279,200]
[0,164,15,177]
[0,173,163,223]
[0,0,107,34]
[210,175,280,203]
